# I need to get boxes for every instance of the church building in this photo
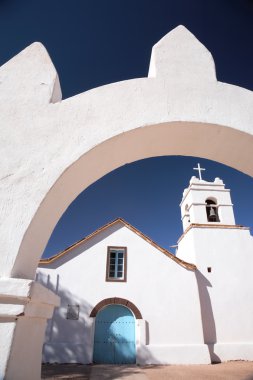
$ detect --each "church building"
[37,167,253,365]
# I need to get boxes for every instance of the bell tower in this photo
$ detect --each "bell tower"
[180,164,235,232]
[177,164,239,265]
[176,166,253,362]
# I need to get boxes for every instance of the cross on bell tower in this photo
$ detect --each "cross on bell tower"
[193,163,205,180]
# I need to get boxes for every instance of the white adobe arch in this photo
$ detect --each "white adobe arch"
[1,25,253,379]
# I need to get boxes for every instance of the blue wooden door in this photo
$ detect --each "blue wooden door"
[93,304,136,364]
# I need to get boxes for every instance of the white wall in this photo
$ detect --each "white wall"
[2,24,253,377]
[37,221,209,364]
[177,225,253,362]
[1,26,253,281]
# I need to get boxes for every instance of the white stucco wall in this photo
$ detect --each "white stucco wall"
[37,221,209,365]
[177,225,253,361]
[1,24,253,378]
[1,26,253,282]
[177,177,253,361]
[38,217,253,365]
[0,279,59,380]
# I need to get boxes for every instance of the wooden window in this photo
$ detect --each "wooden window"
[106,247,127,282]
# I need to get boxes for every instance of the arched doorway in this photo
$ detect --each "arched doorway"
[93,305,136,364]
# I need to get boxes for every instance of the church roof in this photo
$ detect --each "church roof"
[39,218,196,270]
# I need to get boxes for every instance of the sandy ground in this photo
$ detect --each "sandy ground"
[42,361,253,380]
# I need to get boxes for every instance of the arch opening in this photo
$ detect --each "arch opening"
[13,121,253,279]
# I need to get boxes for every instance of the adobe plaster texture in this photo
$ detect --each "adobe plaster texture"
[180,176,235,230]
[37,221,208,365]
[36,179,253,367]
[0,279,59,380]
[0,25,253,379]
[1,26,253,280]
[176,176,253,363]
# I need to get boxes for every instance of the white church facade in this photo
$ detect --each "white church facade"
[37,170,253,365]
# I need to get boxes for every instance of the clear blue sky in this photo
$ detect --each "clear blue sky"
[1,1,253,257]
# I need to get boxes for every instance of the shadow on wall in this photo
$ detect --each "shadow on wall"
[37,271,94,365]
[137,344,163,366]
[195,270,221,363]
[37,271,160,373]
[37,270,217,369]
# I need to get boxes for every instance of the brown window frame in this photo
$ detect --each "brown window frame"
[106,246,127,282]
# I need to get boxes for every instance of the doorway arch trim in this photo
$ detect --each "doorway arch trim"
[90,297,142,319]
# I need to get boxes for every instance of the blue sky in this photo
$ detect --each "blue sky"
[1,1,253,257]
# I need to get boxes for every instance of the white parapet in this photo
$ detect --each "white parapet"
[0,278,59,380]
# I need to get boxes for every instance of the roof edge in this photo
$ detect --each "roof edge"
[39,217,196,270]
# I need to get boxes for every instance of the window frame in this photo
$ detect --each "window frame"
[106,246,127,282]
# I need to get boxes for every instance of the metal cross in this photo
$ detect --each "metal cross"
[193,163,205,180]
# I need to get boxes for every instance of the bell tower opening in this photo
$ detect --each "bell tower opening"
[180,164,236,231]
[206,198,220,222]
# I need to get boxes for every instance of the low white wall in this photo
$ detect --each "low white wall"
[137,344,210,365]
